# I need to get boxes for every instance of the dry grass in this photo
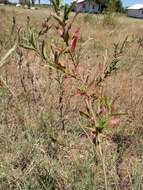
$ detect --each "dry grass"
[0,5,143,190]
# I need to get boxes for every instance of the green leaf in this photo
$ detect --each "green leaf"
[47,62,66,73]
[42,40,48,60]
[63,2,76,23]
[111,112,127,116]
[50,0,60,16]
[78,84,87,93]
[52,14,64,27]
[30,31,37,49]
[79,111,90,119]
[97,117,108,130]
[20,44,36,51]
[63,4,69,23]
[54,62,66,72]
[0,88,4,97]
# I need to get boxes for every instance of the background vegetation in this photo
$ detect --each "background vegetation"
[0,4,143,190]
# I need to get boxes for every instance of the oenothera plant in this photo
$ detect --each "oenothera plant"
[19,1,127,189]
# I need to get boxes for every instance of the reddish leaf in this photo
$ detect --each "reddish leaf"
[109,117,120,128]
[69,28,80,52]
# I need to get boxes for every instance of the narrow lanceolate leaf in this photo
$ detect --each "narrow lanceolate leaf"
[42,40,48,60]
[63,1,76,23]
[111,112,127,116]
[69,28,80,52]
[79,111,90,119]
[63,4,69,23]
[119,36,128,54]
[20,44,36,51]
[52,14,64,27]
[69,1,77,13]
[30,31,37,49]
[0,87,4,97]
[54,62,66,72]
[46,62,66,73]
[50,0,60,15]
[0,43,17,68]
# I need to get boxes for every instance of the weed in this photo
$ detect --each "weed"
[0,4,143,190]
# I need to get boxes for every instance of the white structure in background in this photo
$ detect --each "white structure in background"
[74,0,103,14]
[16,3,21,7]
[30,6,36,9]
[127,4,143,18]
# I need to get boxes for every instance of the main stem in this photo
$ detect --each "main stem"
[98,135,108,190]
[85,98,108,190]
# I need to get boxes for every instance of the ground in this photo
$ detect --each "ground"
[0,5,143,190]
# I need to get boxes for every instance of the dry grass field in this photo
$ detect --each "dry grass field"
[0,5,143,190]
